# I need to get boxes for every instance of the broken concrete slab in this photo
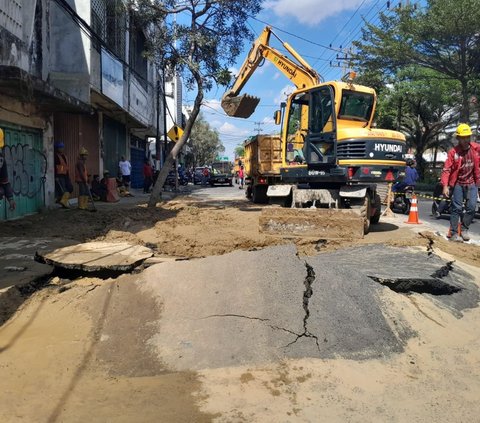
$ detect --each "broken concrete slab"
[35,241,153,273]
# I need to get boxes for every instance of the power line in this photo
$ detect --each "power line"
[248,15,341,53]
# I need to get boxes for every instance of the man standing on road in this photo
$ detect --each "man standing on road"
[441,123,479,241]
[75,147,89,210]
[54,142,73,208]
[238,165,245,189]
[202,166,210,186]
[119,156,132,190]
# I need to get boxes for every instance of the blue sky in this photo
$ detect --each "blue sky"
[183,0,392,160]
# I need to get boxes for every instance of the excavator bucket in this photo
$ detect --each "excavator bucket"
[259,208,365,239]
[221,94,260,118]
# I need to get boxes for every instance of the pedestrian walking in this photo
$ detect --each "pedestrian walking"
[143,159,153,193]
[118,155,132,190]
[238,165,245,189]
[75,147,89,210]
[441,123,479,241]
[202,167,210,186]
[0,129,15,211]
[54,142,73,208]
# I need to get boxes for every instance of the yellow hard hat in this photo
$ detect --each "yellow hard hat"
[0,128,4,148]
[79,147,88,155]
[456,123,472,137]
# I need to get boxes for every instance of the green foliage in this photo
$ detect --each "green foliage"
[353,0,480,121]
[129,0,261,91]
[188,113,224,166]
[234,144,245,158]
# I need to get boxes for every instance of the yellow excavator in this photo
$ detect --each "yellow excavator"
[222,27,406,238]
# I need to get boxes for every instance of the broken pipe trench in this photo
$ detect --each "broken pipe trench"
[369,261,461,296]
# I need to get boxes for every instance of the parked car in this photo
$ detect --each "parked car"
[193,166,210,184]
[209,161,233,186]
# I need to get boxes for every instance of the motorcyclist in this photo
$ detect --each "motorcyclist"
[392,158,419,193]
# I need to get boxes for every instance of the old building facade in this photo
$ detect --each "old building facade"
[0,0,177,219]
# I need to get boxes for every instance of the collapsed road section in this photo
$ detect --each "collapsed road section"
[136,243,478,371]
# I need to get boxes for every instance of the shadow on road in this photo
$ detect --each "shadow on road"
[370,222,399,233]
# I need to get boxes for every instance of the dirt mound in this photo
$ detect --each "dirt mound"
[3,195,480,265]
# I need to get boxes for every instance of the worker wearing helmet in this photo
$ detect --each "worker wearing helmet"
[441,123,479,241]
[0,129,16,212]
[54,142,73,208]
[75,147,89,210]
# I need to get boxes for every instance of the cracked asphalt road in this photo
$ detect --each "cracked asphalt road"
[140,244,478,370]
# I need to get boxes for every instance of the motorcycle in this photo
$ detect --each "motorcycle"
[431,182,480,218]
[391,184,415,215]
[165,170,189,187]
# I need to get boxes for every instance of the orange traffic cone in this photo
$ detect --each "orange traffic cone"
[405,194,421,224]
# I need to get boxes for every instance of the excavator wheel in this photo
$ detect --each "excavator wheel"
[370,194,382,225]
[252,185,268,204]
[350,196,371,235]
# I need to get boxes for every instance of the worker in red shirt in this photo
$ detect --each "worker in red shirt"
[441,124,479,241]
[143,159,153,193]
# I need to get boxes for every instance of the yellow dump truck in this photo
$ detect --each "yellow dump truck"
[244,135,283,203]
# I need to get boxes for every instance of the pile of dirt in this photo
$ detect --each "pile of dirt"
[2,196,479,265]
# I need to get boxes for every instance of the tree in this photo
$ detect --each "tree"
[188,113,224,167]
[128,0,262,207]
[234,143,245,158]
[371,67,459,178]
[353,0,480,121]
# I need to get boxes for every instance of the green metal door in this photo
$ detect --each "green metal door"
[1,123,46,220]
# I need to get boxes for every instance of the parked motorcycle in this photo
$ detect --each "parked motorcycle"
[165,170,189,187]
[391,184,415,214]
[431,182,480,218]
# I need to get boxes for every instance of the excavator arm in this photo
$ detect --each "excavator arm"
[221,26,322,118]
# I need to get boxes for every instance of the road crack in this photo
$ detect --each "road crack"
[202,313,270,322]
[285,261,321,352]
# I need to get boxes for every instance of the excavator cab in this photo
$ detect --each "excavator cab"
[284,86,337,166]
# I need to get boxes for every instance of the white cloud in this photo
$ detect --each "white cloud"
[229,66,239,78]
[274,85,295,105]
[262,116,275,125]
[202,99,223,113]
[263,0,370,25]
[218,122,250,137]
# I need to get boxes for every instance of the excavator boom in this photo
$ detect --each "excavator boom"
[221,26,321,118]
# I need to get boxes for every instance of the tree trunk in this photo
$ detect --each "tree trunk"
[460,79,470,122]
[148,76,204,208]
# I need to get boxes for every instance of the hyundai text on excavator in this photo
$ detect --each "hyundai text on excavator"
[221,26,407,239]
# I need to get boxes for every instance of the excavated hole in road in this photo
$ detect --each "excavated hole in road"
[369,276,461,295]
[52,266,127,280]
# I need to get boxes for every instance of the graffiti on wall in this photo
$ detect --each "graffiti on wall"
[2,144,47,198]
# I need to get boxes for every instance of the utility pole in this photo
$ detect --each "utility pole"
[162,65,168,166]
[156,79,161,166]
[254,121,263,135]
[331,46,353,78]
